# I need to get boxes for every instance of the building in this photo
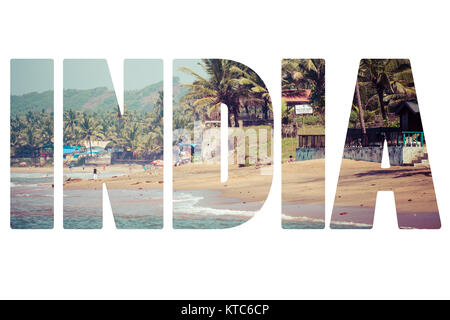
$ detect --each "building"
[282,89,311,108]
[395,101,423,132]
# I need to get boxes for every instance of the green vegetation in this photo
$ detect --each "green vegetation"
[63,91,164,160]
[11,78,186,116]
[282,137,297,161]
[10,91,53,114]
[351,59,416,129]
[175,59,273,129]
[282,59,325,122]
[10,110,53,164]
[281,59,326,155]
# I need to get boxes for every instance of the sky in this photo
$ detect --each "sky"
[10,59,53,95]
[11,59,208,95]
[173,59,208,84]
[64,59,163,90]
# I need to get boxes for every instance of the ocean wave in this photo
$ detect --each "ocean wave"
[281,214,324,224]
[11,172,53,179]
[11,182,42,187]
[282,214,372,228]
[174,192,254,218]
[330,220,372,228]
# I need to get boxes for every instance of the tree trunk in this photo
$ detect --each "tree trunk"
[89,138,92,156]
[232,106,240,127]
[355,82,367,146]
[378,90,387,120]
[263,104,269,120]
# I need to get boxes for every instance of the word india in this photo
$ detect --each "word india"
[9,58,441,230]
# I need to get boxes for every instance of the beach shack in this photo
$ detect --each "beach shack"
[282,89,325,161]
[281,89,311,138]
[395,101,424,146]
[63,145,83,162]
[282,89,325,144]
[282,89,311,110]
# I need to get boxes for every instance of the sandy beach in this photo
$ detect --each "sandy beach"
[281,159,438,213]
[55,164,272,205]
[12,159,438,213]
[11,158,439,229]
[332,159,438,214]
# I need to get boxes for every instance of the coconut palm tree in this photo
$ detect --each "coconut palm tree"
[229,63,272,120]
[282,59,325,115]
[77,113,104,155]
[144,126,163,156]
[357,59,416,121]
[123,122,142,155]
[180,59,246,127]
[20,127,40,163]
[355,81,366,136]
[63,109,79,144]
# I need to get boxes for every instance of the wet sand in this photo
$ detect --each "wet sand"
[13,159,438,213]
[58,163,273,206]
[12,159,440,229]
[282,159,439,228]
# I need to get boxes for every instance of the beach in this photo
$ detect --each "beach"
[12,159,437,210]
[11,158,439,229]
[62,163,272,229]
[282,159,440,228]
[11,163,273,229]
[282,159,438,212]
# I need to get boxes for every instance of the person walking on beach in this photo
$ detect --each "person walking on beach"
[103,164,106,171]
[93,167,98,180]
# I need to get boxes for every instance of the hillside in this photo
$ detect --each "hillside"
[11,77,189,115]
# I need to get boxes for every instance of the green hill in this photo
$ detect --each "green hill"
[10,91,54,114]
[11,77,189,115]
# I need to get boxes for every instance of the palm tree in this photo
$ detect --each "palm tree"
[355,81,366,136]
[78,113,104,155]
[229,63,272,120]
[41,118,54,145]
[282,59,325,115]
[123,123,142,156]
[20,127,40,164]
[358,59,416,120]
[152,91,164,124]
[144,126,163,156]
[64,109,79,144]
[180,59,246,127]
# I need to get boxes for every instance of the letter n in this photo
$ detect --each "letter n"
[63,59,164,229]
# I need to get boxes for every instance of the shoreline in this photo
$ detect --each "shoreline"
[12,159,439,215]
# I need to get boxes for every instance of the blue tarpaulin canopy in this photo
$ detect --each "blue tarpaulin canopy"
[63,145,82,154]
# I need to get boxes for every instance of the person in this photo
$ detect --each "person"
[289,154,294,163]
[93,167,98,180]
[103,164,106,171]
[82,164,85,171]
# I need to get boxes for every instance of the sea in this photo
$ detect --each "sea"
[12,172,437,229]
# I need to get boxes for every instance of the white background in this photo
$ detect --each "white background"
[1,0,449,299]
